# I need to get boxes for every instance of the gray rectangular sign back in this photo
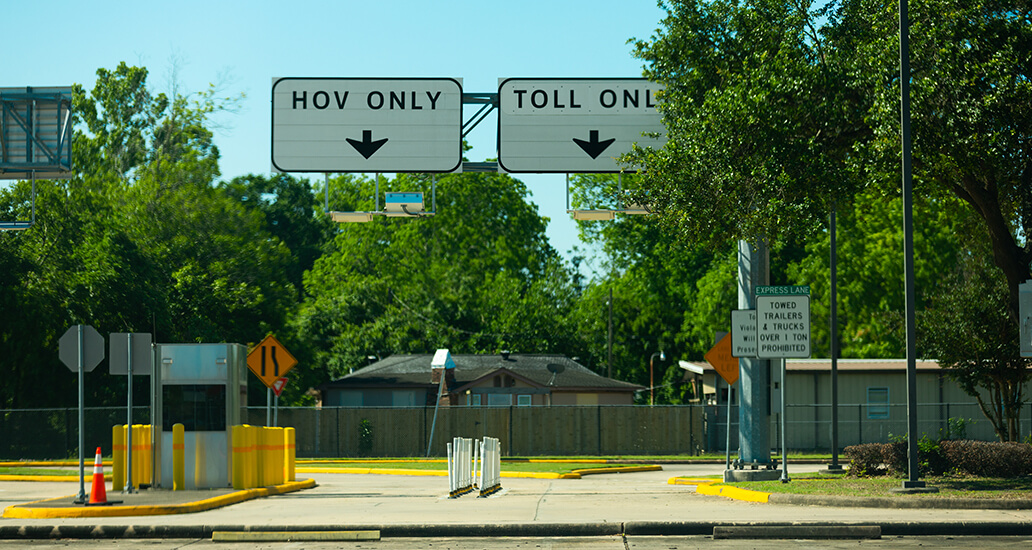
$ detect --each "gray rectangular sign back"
[109,332,153,375]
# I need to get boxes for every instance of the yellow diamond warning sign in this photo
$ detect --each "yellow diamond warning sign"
[247,335,297,389]
[704,333,739,386]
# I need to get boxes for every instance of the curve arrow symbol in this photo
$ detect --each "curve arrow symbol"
[347,130,389,159]
[573,130,616,159]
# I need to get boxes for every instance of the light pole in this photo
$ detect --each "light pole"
[649,351,666,406]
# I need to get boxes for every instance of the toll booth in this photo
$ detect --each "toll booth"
[153,343,247,489]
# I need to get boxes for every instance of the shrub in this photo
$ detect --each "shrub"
[940,440,1032,477]
[843,443,889,477]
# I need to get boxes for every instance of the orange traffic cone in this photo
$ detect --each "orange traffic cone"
[88,447,107,505]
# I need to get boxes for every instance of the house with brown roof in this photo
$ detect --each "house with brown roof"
[318,351,643,408]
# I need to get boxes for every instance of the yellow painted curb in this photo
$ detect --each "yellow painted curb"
[572,465,662,476]
[667,477,717,485]
[298,467,447,476]
[694,481,770,503]
[2,479,316,519]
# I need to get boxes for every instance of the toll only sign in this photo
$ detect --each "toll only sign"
[756,286,811,359]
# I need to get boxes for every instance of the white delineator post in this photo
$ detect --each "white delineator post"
[479,437,501,497]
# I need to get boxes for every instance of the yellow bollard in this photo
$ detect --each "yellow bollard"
[142,424,152,486]
[284,427,295,482]
[194,431,206,488]
[271,427,285,485]
[172,423,185,491]
[131,425,143,488]
[231,425,244,489]
[245,425,258,489]
[111,425,124,492]
[257,427,270,487]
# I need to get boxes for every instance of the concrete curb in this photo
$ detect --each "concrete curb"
[2,521,1030,539]
[670,477,1032,510]
[2,479,317,519]
[768,493,1032,510]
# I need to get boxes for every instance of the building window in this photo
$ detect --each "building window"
[470,394,482,407]
[867,387,889,419]
[517,394,532,407]
[487,394,513,407]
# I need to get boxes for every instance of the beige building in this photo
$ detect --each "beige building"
[685,358,1032,449]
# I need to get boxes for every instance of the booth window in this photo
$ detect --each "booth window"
[163,384,227,431]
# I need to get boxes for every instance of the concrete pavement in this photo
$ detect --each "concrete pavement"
[1,463,1031,538]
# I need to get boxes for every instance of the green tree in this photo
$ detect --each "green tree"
[290,172,578,399]
[627,0,1030,418]
[0,63,294,408]
[839,0,1032,322]
[221,174,335,300]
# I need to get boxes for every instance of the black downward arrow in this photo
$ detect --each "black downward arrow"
[572,130,616,159]
[347,130,389,159]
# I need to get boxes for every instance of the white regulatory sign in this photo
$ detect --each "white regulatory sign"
[756,286,811,359]
[730,310,757,358]
[497,78,666,173]
[271,77,463,173]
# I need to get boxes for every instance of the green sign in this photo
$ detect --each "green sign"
[755,285,810,296]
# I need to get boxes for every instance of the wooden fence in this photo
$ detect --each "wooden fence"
[245,405,705,458]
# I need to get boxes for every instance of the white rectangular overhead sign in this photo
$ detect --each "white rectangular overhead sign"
[497,78,666,173]
[756,286,811,359]
[271,77,463,173]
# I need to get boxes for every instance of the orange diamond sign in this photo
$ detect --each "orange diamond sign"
[704,333,739,385]
[247,335,298,389]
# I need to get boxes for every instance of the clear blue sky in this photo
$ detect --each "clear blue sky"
[5,0,668,271]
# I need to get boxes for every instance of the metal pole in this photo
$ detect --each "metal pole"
[267,388,272,427]
[830,208,841,469]
[274,394,279,427]
[650,355,654,406]
[780,358,789,482]
[725,385,732,470]
[608,287,613,379]
[75,325,86,504]
[900,0,925,490]
[126,334,135,493]
[426,374,447,457]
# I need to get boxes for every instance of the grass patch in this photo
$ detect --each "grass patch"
[0,467,78,476]
[302,461,642,475]
[726,475,1032,500]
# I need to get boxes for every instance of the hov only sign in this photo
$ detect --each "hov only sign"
[271,77,463,173]
[498,78,667,173]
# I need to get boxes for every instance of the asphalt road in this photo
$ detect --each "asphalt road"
[2,462,1031,546]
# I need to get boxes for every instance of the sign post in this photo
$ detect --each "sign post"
[755,285,811,482]
[705,333,739,470]
[110,333,153,493]
[59,325,104,503]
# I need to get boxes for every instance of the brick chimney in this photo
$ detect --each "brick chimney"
[430,348,456,386]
